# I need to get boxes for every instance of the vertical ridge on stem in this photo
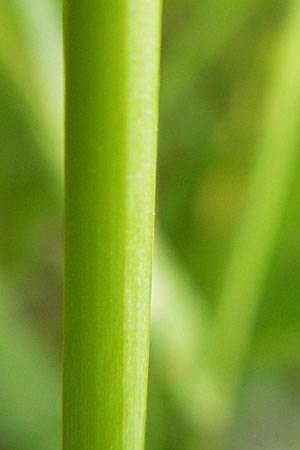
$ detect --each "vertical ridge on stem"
[63,1,161,449]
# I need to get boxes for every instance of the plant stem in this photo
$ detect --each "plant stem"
[63,1,161,450]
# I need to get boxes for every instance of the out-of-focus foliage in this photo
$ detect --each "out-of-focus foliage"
[1,0,300,449]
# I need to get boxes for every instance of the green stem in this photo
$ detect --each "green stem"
[63,2,161,450]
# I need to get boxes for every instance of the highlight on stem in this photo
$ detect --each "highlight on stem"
[63,1,162,449]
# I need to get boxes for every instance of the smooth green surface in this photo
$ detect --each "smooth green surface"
[63,1,161,449]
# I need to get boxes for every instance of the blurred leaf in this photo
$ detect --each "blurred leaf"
[205,0,300,439]
[161,0,280,117]
[0,0,62,184]
[0,277,60,450]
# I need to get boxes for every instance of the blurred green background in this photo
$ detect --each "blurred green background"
[1,0,300,449]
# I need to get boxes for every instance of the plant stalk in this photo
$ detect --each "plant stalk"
[63,1,161,449]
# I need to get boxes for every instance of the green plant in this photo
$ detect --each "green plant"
[152,2,300,448]
[63,1,161,449]
[3,1,300,449]
[208,0,300,430]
